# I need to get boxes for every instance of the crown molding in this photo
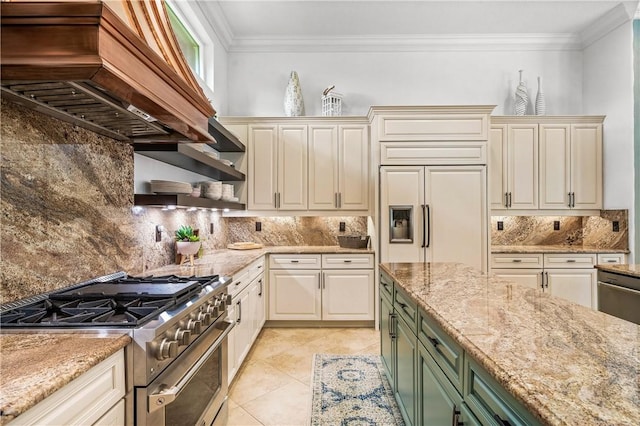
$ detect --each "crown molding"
[227,34,582,53]
[196,1,234,51]
[580,2,637,47]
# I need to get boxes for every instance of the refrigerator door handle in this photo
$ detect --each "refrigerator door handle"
[421,204,426,248]
[425,204,431,248]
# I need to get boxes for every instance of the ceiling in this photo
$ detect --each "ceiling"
[195,0,639,51]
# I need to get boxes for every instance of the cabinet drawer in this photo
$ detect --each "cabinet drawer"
[464,357,540,426]
[418,310,464,394]
[322,253,373,269]
[12,350,125,426]
[543,253,596,268]
[597,253,626,265]
[394,286,417,329]
[380,141,486,165]
[380,271,394,303]
[491,254,543,269]
[269,254,321,269]
[229,257,265,298]
[377,113,489,141]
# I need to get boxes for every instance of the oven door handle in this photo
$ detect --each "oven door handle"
[148,319,234,413]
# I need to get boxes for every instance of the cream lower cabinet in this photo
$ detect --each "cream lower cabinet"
[11,350,126,426]
[228,257,266,382]
[492,253,597,309]
[308,124,369,211]
[268,253,374,321]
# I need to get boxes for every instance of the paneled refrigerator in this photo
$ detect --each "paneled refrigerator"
[380,165,487,272]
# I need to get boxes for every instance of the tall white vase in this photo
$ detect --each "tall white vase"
[535,76,546,115]
[515,70,528,116]
[284,71,305,117]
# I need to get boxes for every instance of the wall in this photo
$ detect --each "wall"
[225,49,583,116]
[635,20,640,262]
[0,100,367,304]
[583,21,635,261]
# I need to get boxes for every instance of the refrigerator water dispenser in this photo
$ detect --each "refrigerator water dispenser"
[389,206,413,243]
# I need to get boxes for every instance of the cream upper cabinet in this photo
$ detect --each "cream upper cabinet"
[248,123,307,210]
[539,122,603,210]
[248,124,278,210]
[490,123,538,210]
[309,123,369,210]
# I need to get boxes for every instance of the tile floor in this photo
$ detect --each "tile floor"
[227,327,381,426]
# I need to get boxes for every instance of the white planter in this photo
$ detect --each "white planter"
[176,241,201,256]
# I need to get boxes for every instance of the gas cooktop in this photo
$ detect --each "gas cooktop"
[0,273,220,327]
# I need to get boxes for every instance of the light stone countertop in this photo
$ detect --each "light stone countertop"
[145,245,374,278]
[0,333,131,425]
[380,262,639,426]
[595,263,640,278]
[491,245,629,254]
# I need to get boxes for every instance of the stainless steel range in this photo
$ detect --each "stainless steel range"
[1,272,234,426]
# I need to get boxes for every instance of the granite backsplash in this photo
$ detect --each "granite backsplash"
[0,100,367,304]
[491,211,628,250]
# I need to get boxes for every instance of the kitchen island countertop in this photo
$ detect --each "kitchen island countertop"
[145,245,374,278]
[0,333,131,425]
[380,262,639,426]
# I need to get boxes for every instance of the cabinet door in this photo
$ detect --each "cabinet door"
[322,270,374,320]
[278,125,308,210]
[570,123,602,209]
[338,124,369,210]
[425,166,488,272]
[248,124,278,210]
[507,124,538,209]
[418,342,463,426]
[539,124,571,209]
[545,268,596,309]
[234,287,253,369]
[308,125,338,210]
[380,294,394,383]
[93,399,125,426]
[380,166,425,263]
[492,268,543,291]
[254,276,266,337]
[268,270,321,320]
[227,302,237,382]
[489,125,508,210]
[395,315,417,426]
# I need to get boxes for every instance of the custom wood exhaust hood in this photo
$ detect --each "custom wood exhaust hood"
[0,0,216,143]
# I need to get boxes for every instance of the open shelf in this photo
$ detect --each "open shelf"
[134,194,245,210]
[207,118,245,152]
[134,143,245,181]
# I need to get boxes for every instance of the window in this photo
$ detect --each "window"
[166,3,201,78]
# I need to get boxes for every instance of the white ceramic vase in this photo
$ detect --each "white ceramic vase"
[515,70,529,116]
[176,241,201,256]
[535,76,546,115]
[284,71,305,117]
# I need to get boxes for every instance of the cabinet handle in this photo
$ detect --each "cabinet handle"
[544,272,549,288]
[508,192,512,208]
[322,273,325,289]
[426,335,439,347]
[291,260,299,263]
[571,192,576,208]
[566,259,576,263]
[425,204,431,248]
[236,301,241,324]
[452,404,462,426]
[390,313,397,339]
[607,259,617,263]
[421,204,427,248]
[512,259,522,263]
[235,281,241,287]
[567,192,572,208]
[335,193,338,208]
[258,279,263,296]
[344,260,352,263]
[504,192,509,208]
[493,414,512,426]
[277,192,281,209]
[338,192,342,208]
[540,271,545,289]
[274,192,278,208]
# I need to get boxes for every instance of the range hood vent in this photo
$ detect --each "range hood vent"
[1,1,216,144]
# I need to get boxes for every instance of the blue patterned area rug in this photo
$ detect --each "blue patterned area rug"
[310,354,405,426]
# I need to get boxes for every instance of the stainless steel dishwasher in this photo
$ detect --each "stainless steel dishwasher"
[597,269,640,325]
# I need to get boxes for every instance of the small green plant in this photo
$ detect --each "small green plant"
[175,225,200,242]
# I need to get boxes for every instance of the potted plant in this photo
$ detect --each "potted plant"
[175,225,201,265]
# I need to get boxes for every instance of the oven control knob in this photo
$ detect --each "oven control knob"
[225,294,232,305]
[205,303,220,317]
[197,311,211,326]
[156,338,178,361]
[186,319,202,335]
[174,328,191,346]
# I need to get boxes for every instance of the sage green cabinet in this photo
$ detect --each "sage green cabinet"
[380,270,541,426]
